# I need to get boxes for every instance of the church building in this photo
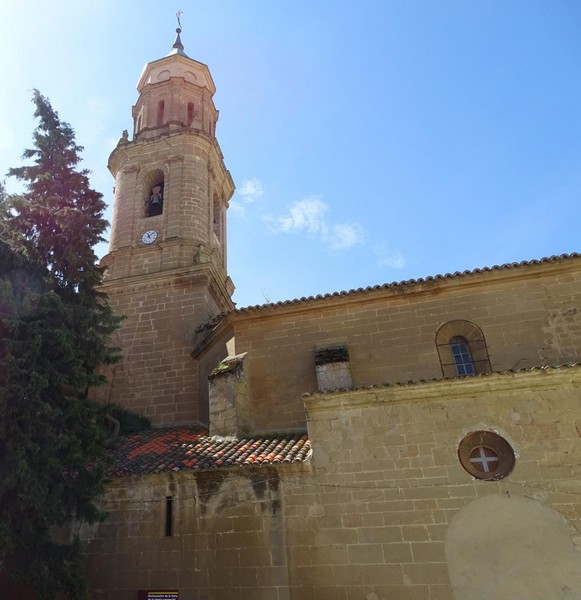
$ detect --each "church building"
[83,29,581,600]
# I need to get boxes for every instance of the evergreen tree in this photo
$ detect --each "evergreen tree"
[0,92,121,598]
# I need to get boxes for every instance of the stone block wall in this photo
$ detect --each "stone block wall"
[231,258,581,432]
[97,120,236,426]
[84,467,302,600]
[299,366,581,599]
[107,134,232,278]
[84,366,581,599]
[94,267,230,425]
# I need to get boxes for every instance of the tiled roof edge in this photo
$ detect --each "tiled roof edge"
[108,427,311,477]
[234,252,581,314]
[302,362,581,397]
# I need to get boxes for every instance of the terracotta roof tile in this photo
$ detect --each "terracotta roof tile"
[109,426,311,477]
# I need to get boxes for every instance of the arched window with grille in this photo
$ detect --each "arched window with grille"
[436,321,491,378]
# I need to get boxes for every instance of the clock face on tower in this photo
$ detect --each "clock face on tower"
[141,229,158,245]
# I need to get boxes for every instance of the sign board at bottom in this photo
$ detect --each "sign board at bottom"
[138,591,179,600]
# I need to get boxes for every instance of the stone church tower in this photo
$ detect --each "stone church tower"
[99,28,235,425]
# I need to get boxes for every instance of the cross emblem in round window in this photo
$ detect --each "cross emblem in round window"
[469,446,499,474]
[458,431,515,480]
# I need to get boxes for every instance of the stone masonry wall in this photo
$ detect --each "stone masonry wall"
[298,366,581,599]
[107,134,231,278]
[94,269,228,425]
[98,115,235,426]
[231,259,581,432]
[83,466,306,600]
[84,366,581,599]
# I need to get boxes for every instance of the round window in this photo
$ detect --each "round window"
[458,431,515,480]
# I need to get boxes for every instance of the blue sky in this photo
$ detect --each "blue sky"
[1,1,580,307]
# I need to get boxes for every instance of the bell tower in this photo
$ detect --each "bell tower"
[99,27,235,425]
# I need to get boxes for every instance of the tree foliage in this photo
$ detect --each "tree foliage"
[0,91,122,599]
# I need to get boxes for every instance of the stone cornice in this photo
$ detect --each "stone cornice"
[108,128,227,176]
[304,363,581,416]
[100,258,232,305]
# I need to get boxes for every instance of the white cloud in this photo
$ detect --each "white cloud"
[231,178,264,216]
[275,196,328,234]
[374,243,406,269]
[238,178,264,203]
[267,196,364,252]
[328,223,365,250]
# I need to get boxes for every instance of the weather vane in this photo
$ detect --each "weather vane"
[176,10,183,30]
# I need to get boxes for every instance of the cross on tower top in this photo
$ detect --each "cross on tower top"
[172,11,186,55]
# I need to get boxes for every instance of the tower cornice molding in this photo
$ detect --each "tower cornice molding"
[137,52,216,95]
[108,131,234,197]
[100,260,235,312]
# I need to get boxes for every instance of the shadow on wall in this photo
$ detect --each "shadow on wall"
[446,494,581,600]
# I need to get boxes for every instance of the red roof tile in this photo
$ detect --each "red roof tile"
[109,426,311,477]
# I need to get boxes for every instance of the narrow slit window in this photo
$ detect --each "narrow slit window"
[187,102,194,127]
[157,100,165,126]
[450,336,476,376]
[213,197,222,241]
[165,496,173,537]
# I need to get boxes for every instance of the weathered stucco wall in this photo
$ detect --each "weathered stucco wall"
[446,494,581,599]
[84,366,581,599]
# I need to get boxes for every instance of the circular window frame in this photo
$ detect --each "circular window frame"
[458,431,515,481]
